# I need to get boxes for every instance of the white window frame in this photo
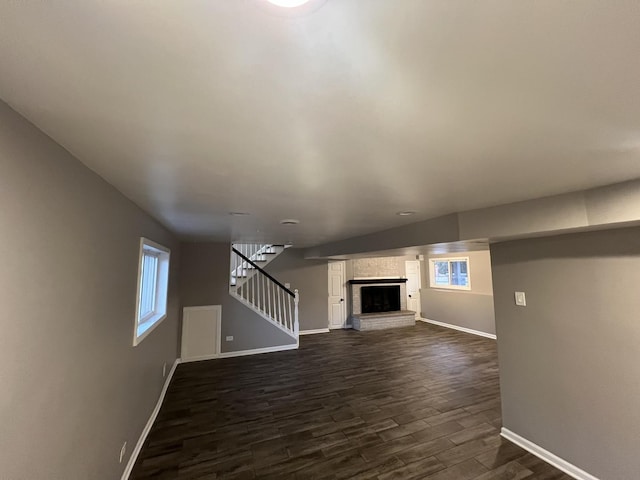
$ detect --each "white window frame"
[429,257,471,291]
[133,238,170,346]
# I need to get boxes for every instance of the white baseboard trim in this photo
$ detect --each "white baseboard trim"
[419,318,497,340]
[501,428,600,480]
[180,343,299,364]
[122,358,180,480]
[180,352,220,363]
[300,328,330,335]
[220,343,298,358]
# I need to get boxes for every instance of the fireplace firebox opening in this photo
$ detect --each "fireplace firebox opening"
[361,285,401,314]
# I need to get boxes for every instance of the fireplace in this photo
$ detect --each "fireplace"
[348,278,408,316]
[361,285,401,313]
[348,278,415,331]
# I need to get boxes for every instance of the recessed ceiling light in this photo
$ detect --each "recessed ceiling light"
[266,0,312,7]
[280,219,300,225]
[397,211,417,216]
[229,212,250,216]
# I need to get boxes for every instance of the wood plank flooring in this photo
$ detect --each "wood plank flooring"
[131,322,571,480]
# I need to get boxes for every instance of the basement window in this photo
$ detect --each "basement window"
[134,238,170,345]
[429,257,471,290]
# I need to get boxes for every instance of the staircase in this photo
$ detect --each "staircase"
[229,244,299,341]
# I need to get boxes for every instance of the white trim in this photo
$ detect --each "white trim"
[133,237,171,346]
[299,328,330,335]
[328,261,348,330]
[501,428,600,480]
[220,344,298,359]
[179,352,221,363]
[121,358,180,480]
[428,257,471,291]
[353,276,402,280]
[179,343,298,363]
[405,259,422,319]
[419,318,497,340]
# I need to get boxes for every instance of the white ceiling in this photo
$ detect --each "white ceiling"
[1,1,640,246]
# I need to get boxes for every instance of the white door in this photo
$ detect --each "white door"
[328,261,347,329]
[405,260,421,319]
[181,306,221,362]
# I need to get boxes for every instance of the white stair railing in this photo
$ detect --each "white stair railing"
[230,247,299,339]
[230,243,280,286]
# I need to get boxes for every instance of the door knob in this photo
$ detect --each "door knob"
[340,298,344,302]
[408,295,412,298]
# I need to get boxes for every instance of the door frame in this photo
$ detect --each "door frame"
[405,260,422,319]
[328,261,348,329]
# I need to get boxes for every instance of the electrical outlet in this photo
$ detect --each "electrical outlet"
[226,335,234,341]
[515,291,527,307]
[162,362,167,378]
[284,282,291,289]
[119,442,127,463]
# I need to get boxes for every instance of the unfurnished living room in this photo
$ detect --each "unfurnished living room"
[1,1,639,480]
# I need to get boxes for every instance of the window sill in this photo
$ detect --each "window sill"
[134,312,167,346]
[430,285,472,292]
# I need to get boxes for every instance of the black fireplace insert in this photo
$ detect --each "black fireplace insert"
[361,285,401,313]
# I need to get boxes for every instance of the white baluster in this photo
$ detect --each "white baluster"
[263,274,267,314]
[266,279,272,319]
[251,271,255,305]
[272,281,277,322]
[233,249,238,286]
[294,289,299,336]
[230,248,234,284]
[277,289,281,327]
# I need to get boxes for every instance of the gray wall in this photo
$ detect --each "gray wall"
[264,248,329,331]
[179,242,296,351]
[491,227,640,479]
[0,101,181,479]
[421,251,496,335]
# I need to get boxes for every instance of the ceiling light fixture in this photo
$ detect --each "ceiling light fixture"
[397,211,417,216]
[266,0,312,7]
[280,219,300,225]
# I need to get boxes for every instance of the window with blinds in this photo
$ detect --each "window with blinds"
[134,238,170,345]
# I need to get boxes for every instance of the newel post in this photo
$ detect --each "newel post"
[294,289,300,336]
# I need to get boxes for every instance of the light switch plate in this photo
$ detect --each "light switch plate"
[285,283,291,289]
[226,336,234,341]
[515,291,527,307]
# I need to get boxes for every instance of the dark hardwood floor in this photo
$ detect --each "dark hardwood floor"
[131,322,571,480]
